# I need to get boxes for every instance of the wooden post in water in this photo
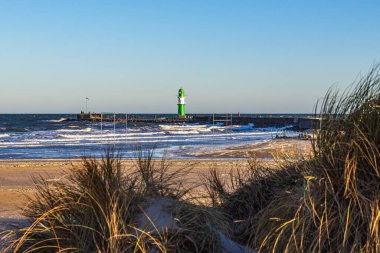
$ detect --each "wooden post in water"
[125,113,128,143]
[125,113,128,132]
[113,113,116,134]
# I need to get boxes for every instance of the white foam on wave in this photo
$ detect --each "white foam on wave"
[0,134,10,138]
[227,123,255,131]
[47,118,68,123]
[159,124,207,130]
[58,131,166,140]
[254,125,294,131]
[166,130,200,135]
[159,124,227,135]
[55,127,93,133]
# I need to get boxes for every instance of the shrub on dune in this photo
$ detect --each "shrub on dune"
[258,65,380,253]
[203,157,304,246]
[217,65,380,252]
[4,150,141,252]
[2,147,230,253]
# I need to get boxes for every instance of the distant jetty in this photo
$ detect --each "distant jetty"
[77,88,319,130]
[77,112,320,130]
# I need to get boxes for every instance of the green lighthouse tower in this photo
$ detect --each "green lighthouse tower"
[177,88,186,118]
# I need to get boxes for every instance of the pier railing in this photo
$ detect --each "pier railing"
[212,113,233,126]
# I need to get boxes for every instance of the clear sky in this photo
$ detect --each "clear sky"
[0,1,379,113]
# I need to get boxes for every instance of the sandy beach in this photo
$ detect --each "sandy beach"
[0,159,245,218]
[0,138,311,218]
[0,159,248,232]
[0,138,311,232]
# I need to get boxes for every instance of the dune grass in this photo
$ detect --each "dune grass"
[204,64,379,252]
[1,147,229,253]
[254,64,380,253]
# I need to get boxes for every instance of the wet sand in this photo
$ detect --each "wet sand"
[189,138,312,158]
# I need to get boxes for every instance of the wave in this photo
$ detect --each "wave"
[159,124,207,130]
[46,118,68,123]
[0,127,29,133]
[254,125,294,131]
[55,127,93,133]
[160,123,257,135]
[0,134,10,138]
[159,124,225,133]
[225,123,255,131]
[58,132,167,140]
[166,130,201,135]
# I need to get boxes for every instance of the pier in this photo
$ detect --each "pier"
[77,88,320,130]
[77,112,320,130]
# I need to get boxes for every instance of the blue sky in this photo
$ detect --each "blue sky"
[0,1,379,113]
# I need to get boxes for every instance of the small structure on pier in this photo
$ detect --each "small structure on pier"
[77,112,101,121]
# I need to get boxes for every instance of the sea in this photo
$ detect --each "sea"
[0,114,312,159]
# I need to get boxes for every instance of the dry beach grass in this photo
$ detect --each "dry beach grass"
[0,150,259,252]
